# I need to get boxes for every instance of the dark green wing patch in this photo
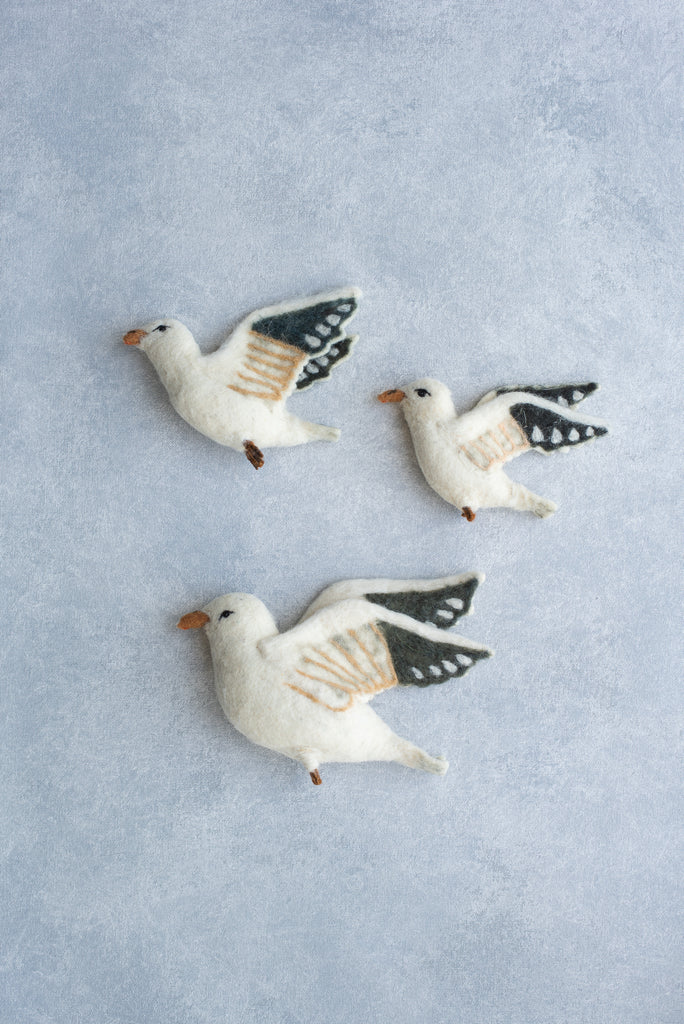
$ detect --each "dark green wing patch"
[494,383,598,407]
[296,335,356,391]
[251,294,358,356]
[510,402,608,453]
[378,622,491,687]
[366,576,480,629]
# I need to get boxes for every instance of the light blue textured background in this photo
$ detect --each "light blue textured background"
[2,2,682,1022]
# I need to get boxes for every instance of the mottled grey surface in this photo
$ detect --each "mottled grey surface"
[2,1,682,1021]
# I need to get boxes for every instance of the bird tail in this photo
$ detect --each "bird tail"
[416,753,449,775]
[394,740,449,774]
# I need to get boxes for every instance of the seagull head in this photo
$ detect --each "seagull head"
[123,319,195,358]
[379,378,454,424]
[178,593,278,651]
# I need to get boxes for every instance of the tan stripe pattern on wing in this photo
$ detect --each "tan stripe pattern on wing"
[287,623,398,709]
[460,416,530,470]
[226,331,306,401]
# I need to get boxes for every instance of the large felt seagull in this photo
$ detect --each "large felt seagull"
[379,378,607,519]
[123,288,361,468]
[178,574,492,785]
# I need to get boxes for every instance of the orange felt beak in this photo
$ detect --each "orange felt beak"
[123,329,148,346]
[177,611,210,629]
[378,389,406,403]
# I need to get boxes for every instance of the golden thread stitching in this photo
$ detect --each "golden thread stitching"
[246,342,299,366]
[227,384,279,401]
[312,649,367,688]
[240,363,290,386]
[285,681,351,712]
[301,656,362,691]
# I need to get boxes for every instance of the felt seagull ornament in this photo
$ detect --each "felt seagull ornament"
[178,573,492,785]
[379,379,608,519]
[123,288,361,468]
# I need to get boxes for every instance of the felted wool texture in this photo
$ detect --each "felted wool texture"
[379,378,608,517]
[177,574,492,783]
[123,288,361,465]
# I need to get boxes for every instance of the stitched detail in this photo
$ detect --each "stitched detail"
[461,418,531,469]
[292,624,397,708]
[227,384,280,401]
[301,656,360,691]
[247,331,305,360]
[235,372,285,398]
[241,362,290,386]
[460,443,490,469]
[223,333,307,400]
[244,352,294,375]
[285,680,351,712]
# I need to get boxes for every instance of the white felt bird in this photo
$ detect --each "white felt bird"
[178,574,492,785]
[379,379,608,519]
[123,289,361,468]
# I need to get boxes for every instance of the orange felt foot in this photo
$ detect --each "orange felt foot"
[309,770,322,786]
[243,440,264,469]
[461,507,476,521]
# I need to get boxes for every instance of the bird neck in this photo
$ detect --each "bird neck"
[406,412,448,443]
[209,628,277,719]
[145,337,199,395]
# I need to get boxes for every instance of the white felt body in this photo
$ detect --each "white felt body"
[131,288,361,454]
[398,379,607,516]
[192,578,492,778]
[144,332,336,450]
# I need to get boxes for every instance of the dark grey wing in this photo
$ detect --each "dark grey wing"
[250,290,360,358]
[510,401,608,453]
[365,574,482,629]
[296,335,357,391]
[377,622,491,687]
[480,382,598,408]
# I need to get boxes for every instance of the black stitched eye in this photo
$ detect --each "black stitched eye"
[156,325,168,332]
[415,388,431,397]
[219,610,232,620]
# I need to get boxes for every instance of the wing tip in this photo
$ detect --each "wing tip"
[294,333,359,391]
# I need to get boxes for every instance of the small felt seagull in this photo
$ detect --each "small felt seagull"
[178,573,492,785]
[123,288,361,468]
[379,379,608,519]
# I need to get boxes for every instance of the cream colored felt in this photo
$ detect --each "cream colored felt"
[179,575,492,783]
[382,378,608,518]
[124,288,360,461]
